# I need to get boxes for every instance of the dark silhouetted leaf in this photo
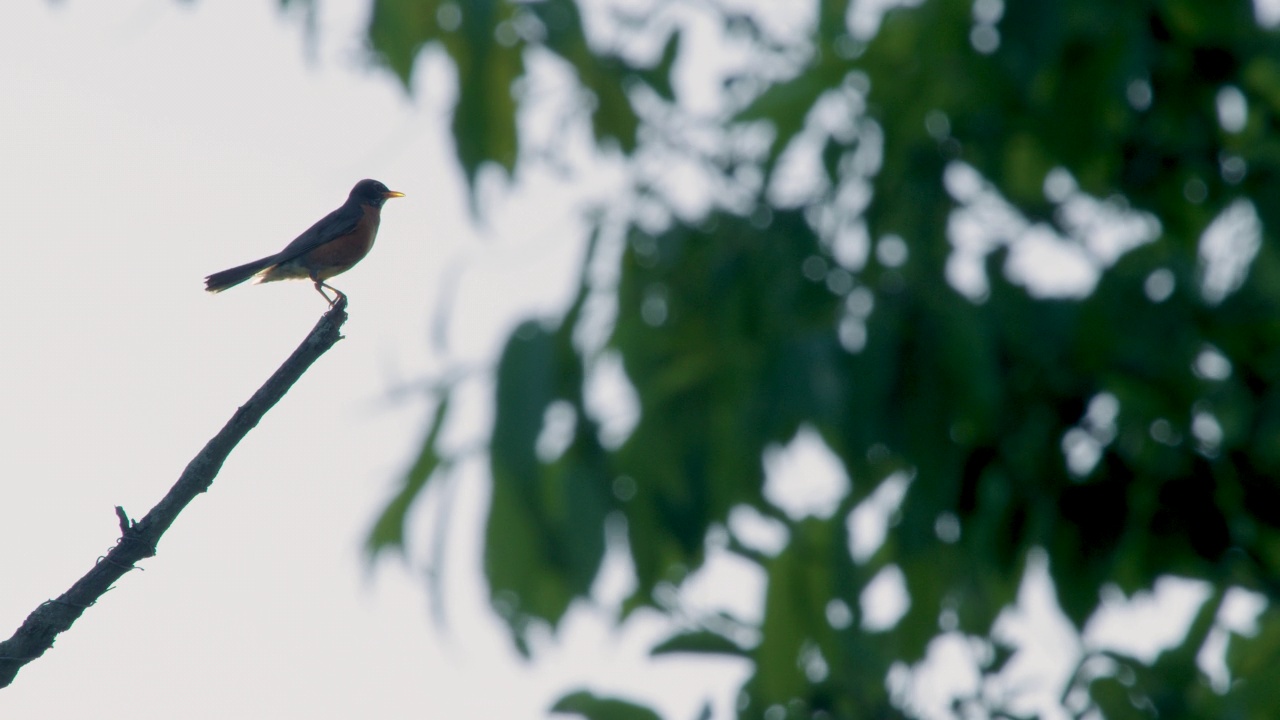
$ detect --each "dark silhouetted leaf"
[551,690,662,720]
[365,394,451,558]
[650,629,748,657]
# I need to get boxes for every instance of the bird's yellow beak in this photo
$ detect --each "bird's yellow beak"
[384,190,406,199]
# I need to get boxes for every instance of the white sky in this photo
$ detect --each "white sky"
[0,2,748,718]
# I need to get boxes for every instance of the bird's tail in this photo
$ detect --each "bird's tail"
[204,256,279,293]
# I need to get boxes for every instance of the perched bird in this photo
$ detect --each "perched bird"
[204,179,405,305]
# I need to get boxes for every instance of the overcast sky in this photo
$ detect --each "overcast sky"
[0,2,754,718]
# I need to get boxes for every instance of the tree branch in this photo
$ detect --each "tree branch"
[0,298,349,688]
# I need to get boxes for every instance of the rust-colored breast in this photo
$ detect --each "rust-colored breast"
[296,204,381,281]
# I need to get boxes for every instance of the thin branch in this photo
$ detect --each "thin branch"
[0,298,350,688]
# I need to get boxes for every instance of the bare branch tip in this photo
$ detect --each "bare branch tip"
[114,506,131,535]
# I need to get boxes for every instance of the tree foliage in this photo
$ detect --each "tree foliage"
[364,0,1280,717]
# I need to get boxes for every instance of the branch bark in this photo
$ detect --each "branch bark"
[0,299,349,688]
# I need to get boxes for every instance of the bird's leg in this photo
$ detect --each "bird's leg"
[312,281,335,306]
[313,280,345,307]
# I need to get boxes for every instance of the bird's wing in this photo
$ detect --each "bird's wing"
[273,201,363,263]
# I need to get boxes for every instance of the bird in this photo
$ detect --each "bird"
[204,179,405,306]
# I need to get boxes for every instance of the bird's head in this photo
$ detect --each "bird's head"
[350,179,405,208]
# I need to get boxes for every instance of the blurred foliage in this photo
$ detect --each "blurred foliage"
[361,0,1280,717]
[552,690,667,720]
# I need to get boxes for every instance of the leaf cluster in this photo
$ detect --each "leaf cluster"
[364,0,1280,717]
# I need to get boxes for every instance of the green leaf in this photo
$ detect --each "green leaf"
[366,0,439,87]
[365,394,451,559]
[449,0,523,189]
[1089,675,1149,720]
[1227,605,1280,682]
[735,73,827,175]
[485,318,611,640]
[551,691,663,720]
[637,29,680,102]
[584,63,640,153]
[486,322,570,634]
[533,0,639,152]
[650,629,749,657]
[751,519,849,705]
[368,0,522,193]
[490,322,556,481]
